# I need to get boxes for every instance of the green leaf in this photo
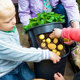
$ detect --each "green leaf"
[23,25,29,30]
[38,20,44,25]
[46,19,53,23]
[23,12,65,31]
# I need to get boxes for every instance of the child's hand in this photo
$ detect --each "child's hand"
[64,40,74,45]
[50,51,61,64]
[49,28,62,38]
[54,72,65,80]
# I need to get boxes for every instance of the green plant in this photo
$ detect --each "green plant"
[23,12,65,31]
[77,0,80,11]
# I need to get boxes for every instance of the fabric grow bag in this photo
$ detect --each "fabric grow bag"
[27,22,70,80]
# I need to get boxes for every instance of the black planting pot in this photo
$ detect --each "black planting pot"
[27,22,70,80]
[34,45,69,80]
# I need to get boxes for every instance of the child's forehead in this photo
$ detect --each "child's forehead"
[0,7,15,22]
[0,0,15,22]
[0,0,15,16]
[0,6,15,17]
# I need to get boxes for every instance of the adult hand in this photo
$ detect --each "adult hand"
[71,21,80,28]
[54,72,65,80]
[50,51,61,64]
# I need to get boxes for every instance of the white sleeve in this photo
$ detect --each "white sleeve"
[0,40,50,62]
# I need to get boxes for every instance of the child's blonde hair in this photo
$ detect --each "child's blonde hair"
[72,44,80,69]
[0,0,15,19]
[74,47,80,68]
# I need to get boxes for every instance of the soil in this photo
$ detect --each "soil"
[37,32,66,56]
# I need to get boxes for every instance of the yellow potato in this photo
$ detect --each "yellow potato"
[52,49,57,53]
[46,38,51,43]
[53,38,58,43]
[56,51,60,56]
[48,43,56,50]
[42,39,46,42]
[39,34,45,40]
[41,42,46,48]
[57,44,63,51]
[63,38,70,42]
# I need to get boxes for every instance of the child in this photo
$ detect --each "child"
[0,0,61,80]
[49,27,80,42]
[49,27,80,80]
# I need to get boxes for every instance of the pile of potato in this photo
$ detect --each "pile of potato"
[37,33,65,56]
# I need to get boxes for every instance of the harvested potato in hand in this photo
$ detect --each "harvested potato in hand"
[63,38,70,42]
